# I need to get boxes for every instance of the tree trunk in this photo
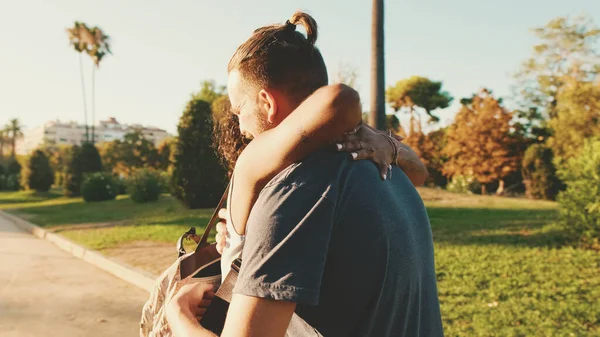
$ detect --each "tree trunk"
[369,0,386,130]
[481,184,487,195]
[91,64,96,144]
[496,179,505,196]
[79,53,89,143]
[11,136,16,159]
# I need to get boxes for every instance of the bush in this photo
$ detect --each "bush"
[2,161,22,191]
[126,169,161,203]
[24,150,54,192]
[64,145,82,196]
[158,170,171,193]
[0,174,20,191]
[556,138,600,246]
[522,144,562,200]
[172,98,227,208]
[80,142,103,173]
[81,172,117,202]
[114,176,127,195]
[7,160,21,175]
[64,143,103,197]
[446,175,481,194]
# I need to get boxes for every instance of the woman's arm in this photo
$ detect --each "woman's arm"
[230,84,362,234]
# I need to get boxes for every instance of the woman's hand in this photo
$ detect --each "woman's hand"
[336,123,429,186]
[215,208,228,255]
[335,123,403,180]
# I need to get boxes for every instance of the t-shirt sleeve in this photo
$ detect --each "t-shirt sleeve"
[233,182,335,306]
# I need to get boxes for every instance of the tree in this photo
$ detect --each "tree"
[87,26,111,143]
[63,145,82,196]
[522,144,562,200]
[385,114,404,136]
[66,21,112,143]
[386,76,453,122]
[211,95,231,123]
[67,22,92,142]
[513,15,600,136]
[64,143,102,196]
[548,79,600,163]
[24,150,54,192]
[80,142,103,173]
[172,97,227,208]
[443,89,520,194]
[4,160,22,191]
[403,115,448,186]
[369,0,386,130]
[6,119,24,159]
[100,131,159,176]
[41,143,71,187]
[0,127,8,160]
[555,138,600,245]
[425,128,449,186]
[7,160,21,175]
[156,138,175,171]
[194,80,226,105]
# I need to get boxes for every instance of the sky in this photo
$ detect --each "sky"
[1,0,598,135]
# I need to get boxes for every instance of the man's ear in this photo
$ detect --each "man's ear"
[258,89,278,124]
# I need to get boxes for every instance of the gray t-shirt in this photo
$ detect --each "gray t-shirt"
[234,150,444,337]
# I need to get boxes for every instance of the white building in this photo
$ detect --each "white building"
[16,117,171,155]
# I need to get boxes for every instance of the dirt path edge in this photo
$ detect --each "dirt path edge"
[0,210,155,293]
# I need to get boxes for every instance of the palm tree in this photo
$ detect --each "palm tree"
[0,127,8,160]
[86,26,112,144]
[369,0,386,130]
[7,119,23,159]
[67,22,92,143]
[66,22,112,144]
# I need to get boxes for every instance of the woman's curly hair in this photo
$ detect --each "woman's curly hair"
[212,100,249,177]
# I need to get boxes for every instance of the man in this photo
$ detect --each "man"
[167,11,444,337]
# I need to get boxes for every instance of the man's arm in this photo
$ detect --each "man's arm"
[169,182,332,337]
[221,295,296,337]
[167,286,295,337]
[167,285,295,337]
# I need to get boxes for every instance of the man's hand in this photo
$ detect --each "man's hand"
[166,282,216,337]
[216,208,229,255]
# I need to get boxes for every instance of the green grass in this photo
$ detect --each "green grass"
[0,189,63,207]
[1,189,598,336]
[0,191,213,249]
[423,194,599,336]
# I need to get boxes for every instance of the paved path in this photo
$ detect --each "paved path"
[0,216,148,337]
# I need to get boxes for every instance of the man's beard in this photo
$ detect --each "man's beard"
[248,108,272,138]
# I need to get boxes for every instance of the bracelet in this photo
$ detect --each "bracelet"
[381,131,400,179]
[383,131,399,165]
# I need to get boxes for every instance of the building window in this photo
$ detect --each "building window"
[59,138,67,142]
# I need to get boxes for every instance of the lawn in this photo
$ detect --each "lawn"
[0,190,213,250]
[1,189,598,336]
